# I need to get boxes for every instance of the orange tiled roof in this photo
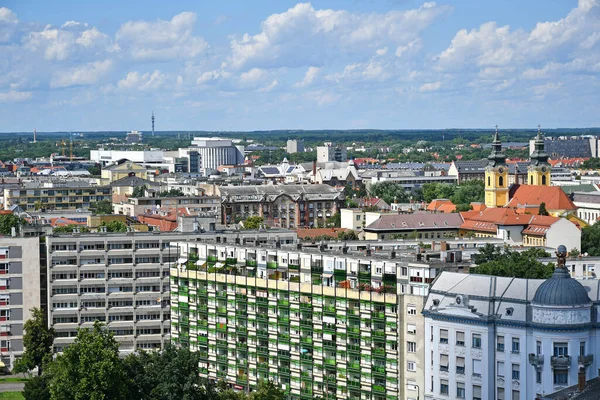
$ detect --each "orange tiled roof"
[507,185,576,211]
[427,199,457,213]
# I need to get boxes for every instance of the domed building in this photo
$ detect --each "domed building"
[423,246,598,400]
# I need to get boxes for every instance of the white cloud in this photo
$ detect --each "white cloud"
[306,90,341,106]
[0,7,17,23]
[419,81,441,92]
[532,81,563,96]
[116,70,167,91]
[76,27,109,48]
[227,2,451,69]
[51,59,113,88]
[258,80,278,92]
[116,12,208,61]
[0,90,32,103]
[395,39,421,58]
[295,66,321,88]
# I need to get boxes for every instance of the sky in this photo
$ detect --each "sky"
[0,0,599,132]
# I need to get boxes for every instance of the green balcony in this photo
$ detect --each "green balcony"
[288,264,300,270]
[323,305,336,314]
[373,347,386,356]
[324,358,336,366]
[311,266,323,274]
[217,307,227,314]
[348,361,361,371]
[373,366,386,375]
[257,363,269,372]
[301,337,313,345]
[225,258,237,265]
[267,261,278,269]
[372,330,386,337]
[246,260,257,267]
[278,299,290,307]
[300,303,312,310]
[207,255,218,262]
[372,311,385,320]
[373,385,386,393]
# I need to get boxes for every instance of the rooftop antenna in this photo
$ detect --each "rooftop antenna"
[152,111,155,137]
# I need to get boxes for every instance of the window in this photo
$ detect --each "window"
[407,361,416,372]
[536,340,542,355]
[498,388,505,400]
[473,385,482,400]
[440,354,449,372]
[536,370,542,384]
[472,333,481,348]
[356,215,361,221]
[401,267,408,276]
[456,382,465,399]
[512,390,520,400]
[580,341,586,356]
[554,370,568,385]
[553,342,568,357]
[542,175,547,185]
[456,331,465,346]
[473,359,482,377]
[512,363,520,380]
[440,380,449,395]
[512,337,520,353]
[407,324,416,335]
[497,361,504,377]
[440,329,448,344]
[407,305,417,315]
[497,335,505,351]
[487,176,491,186]
[407,342,416,353]
[456,357,465,374]
[499,176,504,187]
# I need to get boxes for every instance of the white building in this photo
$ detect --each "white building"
[316,144,347,163]
[90,149,164,166]
[286,139,304,154]
[423,249,599,400]
[0,237,41,369]
[189,137,245,174]
[572,192,600,226]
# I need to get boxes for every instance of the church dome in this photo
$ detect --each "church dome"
[532,267,590,306]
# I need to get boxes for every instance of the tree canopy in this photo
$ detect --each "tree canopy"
[89,199,112,215]
[420,180,484,211]
[368,181,409,205]
[0,214,25,235]
[158,188,185,197]
[242,216,264,230]
[14,307,55,376]
[52,225,90,234]
[471,245,554,278]
[99,220,128,232]
[582,223,600,256]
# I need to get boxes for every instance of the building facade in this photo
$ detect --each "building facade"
[189,137,245,174]
[423,251,600,400]
[0,237,41,369]
[3,182,111,211]
[220,185,344,229]
[317,145,347,163]
[171,241,437,400]
[287,140,305,154]
[112,195,221,218]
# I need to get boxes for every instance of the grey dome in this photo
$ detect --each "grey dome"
[532,268,590,306]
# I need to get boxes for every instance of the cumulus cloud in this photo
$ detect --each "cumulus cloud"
[116,70,167,91]
[51,59,113,88]
[0,7,17,23]
[419,81,441,92]
[227,2,451,69]
[295,66,321,87]
[0,90,32,103]
[116,12,208,61]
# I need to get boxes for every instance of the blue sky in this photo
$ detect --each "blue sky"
[0,0,598,132]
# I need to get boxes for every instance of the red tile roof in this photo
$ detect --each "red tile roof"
[506,184,576,211]
[427,199,457,213]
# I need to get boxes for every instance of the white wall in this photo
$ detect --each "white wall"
[546,218,581,251]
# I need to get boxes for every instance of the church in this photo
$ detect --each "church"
[484,127,576,217]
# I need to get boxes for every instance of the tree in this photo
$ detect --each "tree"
[13,307,54,376]
[132,185,147,198]
[158,188,185,197]
[53,225,90,234]
[90,199,112,215]
[569,247,581,258]
[87,164,101,176]
[582,223,600,256]
[248,380,286,400]
[22,375,51,400]
[538,202,549,216]
[368,181,409,205]
[242,216,264,230]
[99,220,128,232]
[0,214,24,235]
[338,230,358,241]
[472,243,504,265]
[472,247,554,279]
[325,212,341,228]
[47,322,129,400]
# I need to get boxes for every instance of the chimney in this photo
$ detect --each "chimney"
[342,243,348,254]
[440,241,448,251]
[390,250,396,259]
[312,161,317,178]
[578,367,586,392]
[431,241,435,251]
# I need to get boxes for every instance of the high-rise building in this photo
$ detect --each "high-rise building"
[287,140,305,154]
[170,241,440,400]
[189,137,245,174]
[0,236,42,369]
[3,181,112,211]
[317,145,347,163]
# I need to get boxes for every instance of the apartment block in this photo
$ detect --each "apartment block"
[0,236,42,369]
[3,181,111,211]
[170,242,438,400]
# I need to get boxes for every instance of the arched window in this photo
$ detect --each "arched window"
[542,175,547,185]
[530,176,533,185]
[499,176,504,187]
[487,176,491,186]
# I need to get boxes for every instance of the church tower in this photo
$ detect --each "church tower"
[485,125,509,208]
[528,125,551,186]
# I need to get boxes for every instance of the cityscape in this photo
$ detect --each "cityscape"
[1,1,600,400]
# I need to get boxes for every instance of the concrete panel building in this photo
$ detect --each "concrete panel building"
[0,236,41,369]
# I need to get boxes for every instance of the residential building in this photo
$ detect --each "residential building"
[340,210,386,233]
[113,195,220,218]
[529,136,599,159]
[314,161,361,189]
[3,181,111,211]
[219,184,344,228]
[90,149,164,166]
[426,199,456,213]
[505,185,577,216]
[0,236,41,369]
[423,248,599,400]
[101,160,149,184]
[287,140,305,154]
[317,145,347,163]
[189,137,245,174]
[358,198,390,211]
[363,212,463,240]
[257,159,307,184]
[571,192,600,225]
[125,130,143,144]
[170,241,437,400]
[361,170,457,193]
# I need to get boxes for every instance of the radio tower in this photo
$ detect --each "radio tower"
[33,129,37,143]
[151,111,155,137]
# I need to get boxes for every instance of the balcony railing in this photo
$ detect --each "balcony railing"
[551,355,571,369]
[528,353,544,368]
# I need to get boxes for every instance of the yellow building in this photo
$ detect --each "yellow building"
[101,160,148,184]
[527,126,551,186]
[484,129,509,208]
